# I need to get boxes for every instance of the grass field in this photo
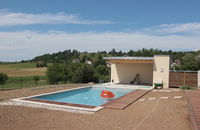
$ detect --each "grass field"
[0,75,70,90]
[0,63,47,77]
[0,63,49,90]
[1,76,49,90]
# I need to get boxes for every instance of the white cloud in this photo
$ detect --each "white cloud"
[1,20,200,61]
[142,23,200,35]
[0,30,200,61]
[0,10,114,27]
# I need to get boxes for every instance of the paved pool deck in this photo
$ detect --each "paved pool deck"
[0,85,190,130]
[186,90,200,130]
[103,89,150,109]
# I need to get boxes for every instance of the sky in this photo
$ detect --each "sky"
[0,0,200,61]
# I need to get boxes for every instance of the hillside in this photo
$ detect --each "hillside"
[31,49,174,62]
[31,48,200,71]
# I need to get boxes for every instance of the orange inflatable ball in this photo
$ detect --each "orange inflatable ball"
[100,90,115,98]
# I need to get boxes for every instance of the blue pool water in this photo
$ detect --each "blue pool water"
[32,87,134,106]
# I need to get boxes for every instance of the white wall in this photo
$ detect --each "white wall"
[111,63,153,84]
[153,55,170,88]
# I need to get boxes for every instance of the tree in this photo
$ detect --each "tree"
[33,76,40,86]
[72,64,97,83]
[0,73,8,90]
[180,53,199,70]
[93,55,106,68]
[36,61,47,67]
[80,55,88,63]
[46,64,63,84]
[96,65,109,76]
[61,64,71,83]
[109,48,117,55]
[195,54,200,61]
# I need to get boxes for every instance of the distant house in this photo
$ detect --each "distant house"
[170,63,179,70]
[72,59,80,63]
[170,60,181,70]
[105,61,111,67]
[174,60,181,66]
[85,60,92,64]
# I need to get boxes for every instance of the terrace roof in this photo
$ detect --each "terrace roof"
[104,57,154,60]
[103,57,154,63]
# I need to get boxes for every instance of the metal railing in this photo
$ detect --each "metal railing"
[1,79,49,91]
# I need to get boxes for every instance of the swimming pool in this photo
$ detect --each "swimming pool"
[31,87,134,106]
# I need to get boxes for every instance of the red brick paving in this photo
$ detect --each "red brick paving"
[186,90,200,130]
[103,89,150,109]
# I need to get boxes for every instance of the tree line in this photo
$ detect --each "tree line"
[34,48,200,84]
[46,55,109,84]
[32,48,200,70]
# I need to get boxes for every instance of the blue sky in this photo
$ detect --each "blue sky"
[0,0,200,61]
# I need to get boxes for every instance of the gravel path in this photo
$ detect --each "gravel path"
[0,85,191,130]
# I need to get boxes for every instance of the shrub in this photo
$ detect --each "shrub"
[33,76,40,86]
[180,86,193,90]
[0,73,8,90]
[0,73,8,85]
[154,83,163,89]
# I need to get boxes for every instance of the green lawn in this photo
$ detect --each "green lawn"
[0,63,60,90]
[1,75,69,90]
[1,76,49,90]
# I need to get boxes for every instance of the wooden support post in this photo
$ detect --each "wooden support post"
[183,72,186,86]
[198,71,200,88]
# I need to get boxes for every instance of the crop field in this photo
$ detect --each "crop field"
[0,63,46,77]
[0,63,49,90]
